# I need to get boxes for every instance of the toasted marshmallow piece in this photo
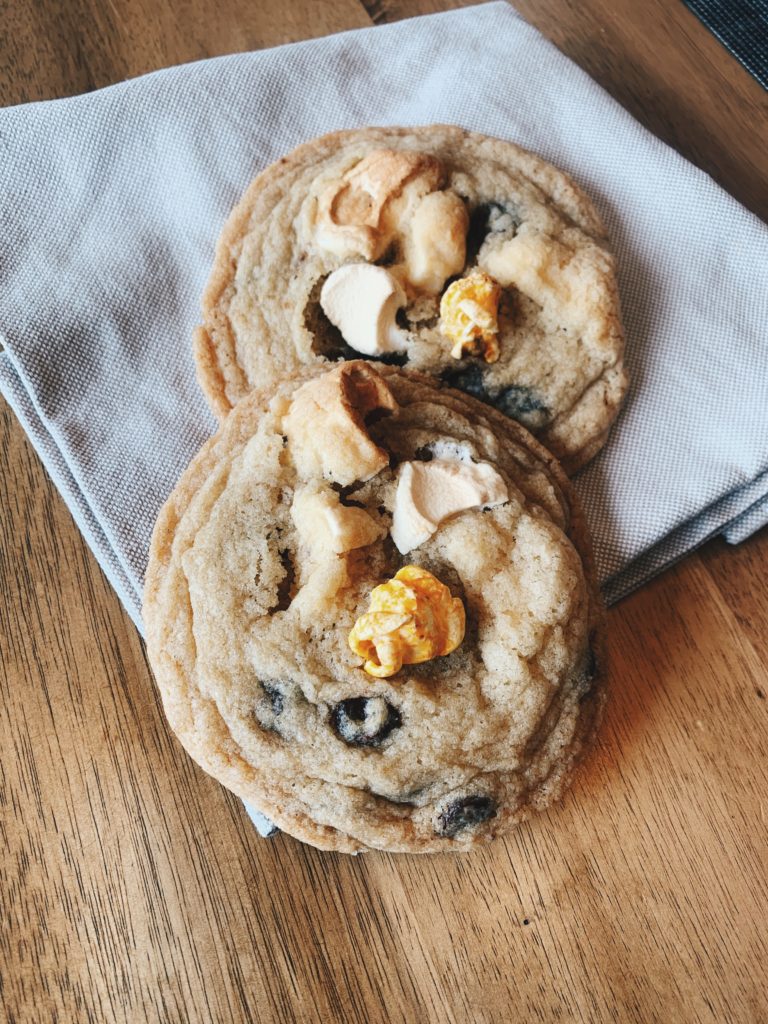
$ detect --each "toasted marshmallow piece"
[313,148,469,294]
[315,149,442,261]
[481,231,617,351]
[391,457,508,554]
[403,190,469,294]
[320,264,409,357]
[284,363,397,486]
[291,484,385,558]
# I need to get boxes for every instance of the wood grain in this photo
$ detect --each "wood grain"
[1,2,767,1022]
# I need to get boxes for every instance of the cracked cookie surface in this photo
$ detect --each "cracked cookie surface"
[144,363,605,853]
[195,125,628,473]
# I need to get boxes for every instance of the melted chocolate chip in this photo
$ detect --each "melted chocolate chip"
[395,307,410,331]
[331,697,402,747]
[332,481,368,509]
[494,384,548,422]
[254,681,286,735]
[435,795,497,837]
[261,682,284,717]
[440,362,488,400]
[375,241,401,266]
[440,365,549,428]
[466,201,521,264]
[358,349,409,367]
[270,549,295,613]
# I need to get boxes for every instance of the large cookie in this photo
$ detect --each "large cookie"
[144,362,605,854]
[195,125,628,473]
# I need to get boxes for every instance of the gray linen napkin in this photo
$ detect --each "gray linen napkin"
[3,2,768,836]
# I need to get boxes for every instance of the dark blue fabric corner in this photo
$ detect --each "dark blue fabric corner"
[682,0,768,89]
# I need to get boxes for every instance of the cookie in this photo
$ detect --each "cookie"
[144,362,605,854]
[195,125,628,473]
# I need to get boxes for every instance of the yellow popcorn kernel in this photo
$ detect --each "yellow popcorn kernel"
[439,270,501,363]
[348,565,466,678]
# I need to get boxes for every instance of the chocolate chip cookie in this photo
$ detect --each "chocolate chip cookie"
[195,125,628,473]
[144,362,605,853]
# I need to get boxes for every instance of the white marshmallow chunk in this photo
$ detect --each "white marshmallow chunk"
[319,264,409,357]
[391,458,508,554]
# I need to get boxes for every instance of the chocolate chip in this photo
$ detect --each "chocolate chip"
[494,384,548,425]
[435,795,497,837]
[332,481,367,508]
[375,241,400,266]
[261,682,284,717]
[395,307,410,330]
[254,681,286,734]
[440,362,488,400]
[269,549,295,613]
[441,365,549,429]
[357,349,409,367]
[466,201,521,263]
[331,697,402,747]
[413,446,435,462]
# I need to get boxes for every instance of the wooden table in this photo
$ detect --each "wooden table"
[2,2,767,1021]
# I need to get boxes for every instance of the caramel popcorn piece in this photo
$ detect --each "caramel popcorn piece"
[440,270,502,363]
[348,565,465,678]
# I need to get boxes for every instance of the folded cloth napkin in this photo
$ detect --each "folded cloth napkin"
[3,2,768,836]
